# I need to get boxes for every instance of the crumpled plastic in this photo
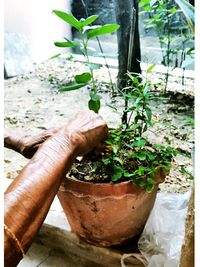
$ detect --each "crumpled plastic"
[138,191,191,267]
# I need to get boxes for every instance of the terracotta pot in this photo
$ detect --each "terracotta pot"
[57,167,167,247]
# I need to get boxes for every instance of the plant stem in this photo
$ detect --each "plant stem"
[96,36,115,96]
[80,31,96,93]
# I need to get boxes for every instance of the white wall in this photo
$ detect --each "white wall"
[4,0,72,62]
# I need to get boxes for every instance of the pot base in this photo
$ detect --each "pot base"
[57,177,161,247]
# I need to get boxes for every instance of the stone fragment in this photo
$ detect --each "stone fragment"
[4,32,34,78]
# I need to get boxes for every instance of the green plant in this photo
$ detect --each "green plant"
[139,0,194,92]
[105,66,176,188]
[101,131,176,191]
[53,10,120,113]
[180,166,193,180]
[77,65,177,192]
[121,64,155,131]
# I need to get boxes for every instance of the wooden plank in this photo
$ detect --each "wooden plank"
[35,224,145,267]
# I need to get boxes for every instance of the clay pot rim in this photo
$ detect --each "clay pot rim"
[60,176,151,197]
[59,166,168,196]
[64,165,168,186]
[65,176,132,186]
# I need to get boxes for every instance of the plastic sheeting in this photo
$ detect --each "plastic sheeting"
[138,191,191,267]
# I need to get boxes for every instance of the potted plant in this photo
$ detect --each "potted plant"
[53,10,176,246]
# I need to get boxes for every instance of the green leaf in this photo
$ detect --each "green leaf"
[102,158,111,165]
[133,139,146,147]
[54,41,80,47]
[88,98,101,113]
[59,83,87,92]
[106,104,118,111]
[113,156,123,165]
[53,10,81,30]
[75,72,92,83]
[146,183,154,193]
[145,107,152,123]
[180,166,194,180]
[143,86,149,96]
[124,172,134,178]
[137,179,147,187]
[137,153,146,161]
[147,178,155,185]
[146,63,156,73]
[111,166,123,182]
[80,15,99,27]
[112,146,118,154]
[147,153,156,160]
[175,0,195,33]
[87,24,120,39]
[49,53,61,59]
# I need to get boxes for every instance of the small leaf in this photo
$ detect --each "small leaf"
[111,166,123,182]
[145,107,152,123]
[87,24,120,39]
[133,139,146,147]
[54,41,80,47]
[49,53,61,59]
[106,104,117,111]
[146,183,154,193]
[59,83,87,92]
[111,146,118,154]
[146,63,156,73]
[137,153,146,161]
[75,72,92,83]
[147,178,155,185]
[124,172,134,178]
[88,98,101,113]
[80,15,99,27]
[137,179,147,187]
[113,156,123,165]
[53,10,81,30]
[102,158,110,165]
[143,86,149,96]
[147,153,156,160]
[135,97,142,105]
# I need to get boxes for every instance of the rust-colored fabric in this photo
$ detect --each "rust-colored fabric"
[4,111,108,267]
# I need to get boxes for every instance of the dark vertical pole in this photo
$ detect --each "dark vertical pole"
[115,0,141,90]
